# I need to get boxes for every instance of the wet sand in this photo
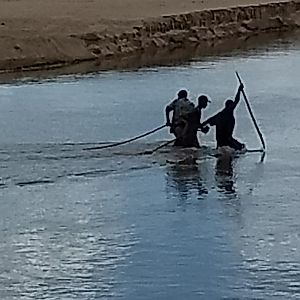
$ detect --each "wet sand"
[0,0,299,74]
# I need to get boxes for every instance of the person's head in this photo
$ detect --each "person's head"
[177,89,188,99]
[225,99,234,109]
[197,95,210,109]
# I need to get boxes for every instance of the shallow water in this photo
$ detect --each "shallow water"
[1,33,300,299]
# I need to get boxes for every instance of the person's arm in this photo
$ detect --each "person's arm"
[165,106,172,126]
[201,114,217,128]
[200,119,209,127]
[165,99,176,126]
[197,117,211,134]
[232,83,244,110]
[199,112,220,133]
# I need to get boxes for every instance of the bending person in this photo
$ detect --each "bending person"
[200,83,245,151]
[165,89,195,147]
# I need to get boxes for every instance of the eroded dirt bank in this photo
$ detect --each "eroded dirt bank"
[0,0,299,74]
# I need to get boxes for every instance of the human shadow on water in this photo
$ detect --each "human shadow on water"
[214,150,266,195]
[214,152,237,196]
[213,150,266,223]
[213,152,245,222]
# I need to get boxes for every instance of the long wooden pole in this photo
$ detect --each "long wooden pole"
[235,71,266,150]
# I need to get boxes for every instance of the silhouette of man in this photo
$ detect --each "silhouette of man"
[200,83,245,151]
[165,89,195,147]
[184,95,211,147]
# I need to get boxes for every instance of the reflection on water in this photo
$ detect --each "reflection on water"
[166,163,208,204]
[1,32,300,299]
[215,153,236,195]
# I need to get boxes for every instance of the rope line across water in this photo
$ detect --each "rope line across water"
[83,124,166,151]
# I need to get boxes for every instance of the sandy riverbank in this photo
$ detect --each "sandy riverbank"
[0,0,299,75]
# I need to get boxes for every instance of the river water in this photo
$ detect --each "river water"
[1,33,300,299]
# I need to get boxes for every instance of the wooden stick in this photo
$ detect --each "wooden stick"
[235,71,266,150]
[246,149,265,153]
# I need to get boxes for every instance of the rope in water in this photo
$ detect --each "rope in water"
[142,138,176,155]
[83,124,166,151]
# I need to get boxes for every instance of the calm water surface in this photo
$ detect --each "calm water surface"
[1,34,300,299]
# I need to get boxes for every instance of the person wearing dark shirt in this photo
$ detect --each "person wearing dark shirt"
[200,83,245,151]
[184,95,210,148]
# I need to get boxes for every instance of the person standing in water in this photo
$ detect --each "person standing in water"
[183,95,211,147]
[200,83,245,151]
[165,89,195,147]
[165,90,210,147]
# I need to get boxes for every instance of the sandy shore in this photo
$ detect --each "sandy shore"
[0,0,299,75]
